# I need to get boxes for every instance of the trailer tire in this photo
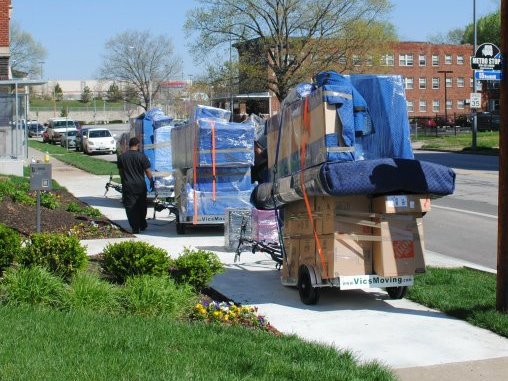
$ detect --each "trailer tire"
[298,265,320,305]
[386,286,408,299]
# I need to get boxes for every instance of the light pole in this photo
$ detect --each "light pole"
[438,70,453,125]
[472,0,479,150]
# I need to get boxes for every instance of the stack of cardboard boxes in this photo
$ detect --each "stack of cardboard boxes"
[281,194,429,283]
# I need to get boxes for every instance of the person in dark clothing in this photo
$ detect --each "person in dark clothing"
[117,137,154,234]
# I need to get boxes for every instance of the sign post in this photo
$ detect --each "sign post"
[29,163,52,232]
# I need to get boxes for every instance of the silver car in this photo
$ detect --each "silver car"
[60,129,78,149]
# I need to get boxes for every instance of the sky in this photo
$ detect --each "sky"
[11,0,501,80]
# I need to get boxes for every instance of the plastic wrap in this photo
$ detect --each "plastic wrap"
[224,208,252,251]
[171,119,255,168]
[251,208,278,243]
[349,75,414,160]
[191,105,231,123]
[186,167,253,193]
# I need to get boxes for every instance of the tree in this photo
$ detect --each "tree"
[106,82,123,102]
[98,30,182,110]
[54,83,63,101]
[80,85,92,103]
[462,10,500,46]
[185,0,395,102]
[9,21,47,78]
[428,28,465,45]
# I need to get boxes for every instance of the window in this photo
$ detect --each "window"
[381,53,394,66]
[470,78,474,87]
[446,100,452,110]
[457,55,464,64]
[404,77,414,90]
[352,55,361,66]
[399,53,414,66]
[457,77,464,87]
[457,100,465,109]
[419,77,427,89]
[446,77,452,88]
[419,54,426,66]
[432,100,440,112]
[445,54,452,64]
[419,100,427,112]
[432,77,440,89]
[432,55,439,66]
[406,100,414,112]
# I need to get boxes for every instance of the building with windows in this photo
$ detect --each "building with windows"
[0,0,10,80]
[229,39,479,121]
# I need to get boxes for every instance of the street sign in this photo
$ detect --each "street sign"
[470,93,482,109]
[29,163,52,191]
[475,70,503,81]
[471,43,502,70]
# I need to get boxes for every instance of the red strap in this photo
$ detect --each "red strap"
[300,98,329,277]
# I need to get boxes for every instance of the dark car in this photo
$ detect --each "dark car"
[28,122,45,138]
[75,127,89,152]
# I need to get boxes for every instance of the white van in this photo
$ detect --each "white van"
[46,118,78,144]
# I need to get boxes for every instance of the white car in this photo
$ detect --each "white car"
[83,128,116,155]
[46,118,78,144]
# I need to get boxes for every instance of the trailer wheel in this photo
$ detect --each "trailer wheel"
[386,286,408,299]
[298,266,320,305]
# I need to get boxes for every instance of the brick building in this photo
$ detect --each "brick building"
[0,0,11,80]
[228,39,478,121]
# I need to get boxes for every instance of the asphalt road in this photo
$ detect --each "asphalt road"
[414,151,499,269]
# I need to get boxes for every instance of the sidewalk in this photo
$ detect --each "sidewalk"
[30,148,508,380]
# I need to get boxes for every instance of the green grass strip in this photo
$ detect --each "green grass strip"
[407,267,508,337]
[29,140,119,176]
[0,305,395,380]
[414,131,499,153]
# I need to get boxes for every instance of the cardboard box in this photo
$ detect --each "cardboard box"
[299,237,316,268]
[315,195,372,235]
[415,217,426,273]
[281,236,300,282]
[373,214,422,277]
[372,195,431,215]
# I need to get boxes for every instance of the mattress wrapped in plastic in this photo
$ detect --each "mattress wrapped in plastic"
[191,105,231,123]
[252,158,456,209]
[251,208,279,243]
[171,119,255,168]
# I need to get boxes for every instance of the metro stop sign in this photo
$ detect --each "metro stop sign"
[471,43,502,71]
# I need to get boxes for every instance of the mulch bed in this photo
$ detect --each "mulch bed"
[0,188,132,239]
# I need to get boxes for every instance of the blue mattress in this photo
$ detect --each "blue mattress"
[252,158,456,209]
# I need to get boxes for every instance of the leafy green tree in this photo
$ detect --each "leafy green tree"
[428,28,465,45]
[60,107,68,117]
[185,0,395,102]
[54,83,63,101]
[462,10,500,46]
[107,82,123,102]
[80,85,92,103]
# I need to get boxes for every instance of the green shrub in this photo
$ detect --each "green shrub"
[101,241,170,284]
[19,233,88,280]
[0,224,22,275]
[171,248,224,291]
[11,189,35,206]
[66,202,81,213]
[39,192,59,210]
[82,206,102,219]
[122,275,196,318]
[63,271,121,314]
[0,266,66,307]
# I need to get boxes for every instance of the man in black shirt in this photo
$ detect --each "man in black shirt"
[117,137,154,234]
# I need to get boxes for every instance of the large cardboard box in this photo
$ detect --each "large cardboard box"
[315,195,372,235]
[373,214,422,276]
[299,237,316,268]
[415,217,426,273]
[372,195,431,215]
[281,235,300,283]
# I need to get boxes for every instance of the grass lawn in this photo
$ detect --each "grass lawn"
[29,140,119,176]
[30,99,125,110]
[407,267,508,338]
[0,305,395,381]
[413,131,499,153]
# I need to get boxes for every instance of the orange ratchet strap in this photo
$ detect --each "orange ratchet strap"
[300,97,329,277]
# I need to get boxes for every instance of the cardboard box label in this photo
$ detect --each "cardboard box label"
[339,275,413,290]
[393,240,415,259]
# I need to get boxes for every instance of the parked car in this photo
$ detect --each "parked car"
[75,128,90,152]
[46,118,78,144]
[60,130,78,149]
[83,128,116,155]
[27,122,45,138]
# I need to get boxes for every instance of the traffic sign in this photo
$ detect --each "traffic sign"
[470,93,481,109]
[475,70,503,81]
